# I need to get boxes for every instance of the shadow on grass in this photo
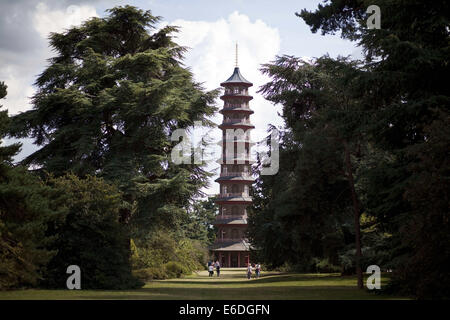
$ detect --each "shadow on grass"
[85,285,389,300]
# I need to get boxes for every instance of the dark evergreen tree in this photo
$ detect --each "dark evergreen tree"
[8,6,218,237]
[248,128,352,271]
[44,173,140,289]
[0,82,59,289]
[249,56,371,286]
[296,0,450,298]
[250,0,449,297]
[184,197,217,244]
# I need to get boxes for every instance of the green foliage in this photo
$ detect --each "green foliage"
[131,230,204,279]
[0,82,59,290]
[3,5,217,289]
[249,56,366,271]
[43,174,141,289]
[133,267,167,281]
[133,261,192,282]
[250,0,449,297]
[8,6,218,236]
[131,231,176,269]
[388,113,450,299]
[0,167,58,290]
[183,197,217,244]
[164,261,185,278]
[312,258,342,273]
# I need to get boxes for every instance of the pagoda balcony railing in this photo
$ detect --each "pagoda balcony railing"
[216,214,247,220]
[224,89,249,95]
[220,171,252,177]
[222,118,251,125]
[223,104,250,110]
[219,192,249,198]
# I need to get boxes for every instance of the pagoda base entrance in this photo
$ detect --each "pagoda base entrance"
[213,251,250,268]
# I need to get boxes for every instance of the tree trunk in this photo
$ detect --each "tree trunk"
[343,140,363,289]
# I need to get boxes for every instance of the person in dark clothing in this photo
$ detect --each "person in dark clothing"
[215,260,221,277]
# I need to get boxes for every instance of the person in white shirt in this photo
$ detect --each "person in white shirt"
[255,263,261,278]
[246,263,253,279]
[208,264,214,277]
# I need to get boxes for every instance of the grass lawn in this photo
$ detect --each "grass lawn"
[0,268,407,300]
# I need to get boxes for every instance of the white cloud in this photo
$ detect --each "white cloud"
[168,11,284,195]
[33,3,98,39]
[1,65,35,114]
[1,3,98,116]
[1,2,98,161]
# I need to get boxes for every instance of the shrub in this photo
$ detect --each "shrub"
[313,258,341,273]
[131,232,206,277]
[133,267,167,281]
[164,261,184,278]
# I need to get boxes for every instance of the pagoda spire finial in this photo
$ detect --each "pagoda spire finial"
[235,42,238,67]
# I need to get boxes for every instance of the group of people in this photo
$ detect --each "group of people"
[206,260,262,279]
[207,260,221,277]
[246,263,261,279]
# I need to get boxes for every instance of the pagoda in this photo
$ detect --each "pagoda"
[210,46,255,267]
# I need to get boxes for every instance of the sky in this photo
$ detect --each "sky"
[0,0,361,195]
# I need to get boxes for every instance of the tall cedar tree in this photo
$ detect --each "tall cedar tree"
[8,6,218,238]
[298,0,449,298]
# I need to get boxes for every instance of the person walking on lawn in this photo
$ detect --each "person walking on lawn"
[215,260,221,277]
[247,263,253,279]
[255,263,261,278]
[208,264,214,277]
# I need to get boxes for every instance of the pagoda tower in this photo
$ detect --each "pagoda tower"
[210,48,255,267]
